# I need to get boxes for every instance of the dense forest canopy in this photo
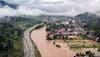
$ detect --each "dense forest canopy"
[76,12,100,37]
[0,16,41,57]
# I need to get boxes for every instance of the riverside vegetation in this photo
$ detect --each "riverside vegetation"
[0,16,42,57]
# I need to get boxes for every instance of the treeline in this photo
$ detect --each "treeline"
[0,16,41,57]
[90,22,100,37]
[76,12,100,39]
[0,22,23,57]
[7,16,42,30]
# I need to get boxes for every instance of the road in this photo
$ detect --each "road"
[23,23,43,57]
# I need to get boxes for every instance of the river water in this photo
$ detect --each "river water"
[31,27,75,57]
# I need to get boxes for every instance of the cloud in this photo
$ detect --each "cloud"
[0,5,44,17]
[2,0,100,16]
[0,5,17,16]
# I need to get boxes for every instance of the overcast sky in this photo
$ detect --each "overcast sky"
[0,0,100,16]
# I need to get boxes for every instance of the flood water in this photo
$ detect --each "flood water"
[31,27,75,57]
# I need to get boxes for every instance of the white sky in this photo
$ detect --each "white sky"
[1,0,100,16]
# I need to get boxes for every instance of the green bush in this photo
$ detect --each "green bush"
[98,47,100,51]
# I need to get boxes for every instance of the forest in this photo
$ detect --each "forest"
[0,16,41,57]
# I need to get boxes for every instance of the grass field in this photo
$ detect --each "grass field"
[65,36,100,52]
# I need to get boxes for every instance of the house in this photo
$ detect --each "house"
[68,32,78,39]
[96,37,100,42]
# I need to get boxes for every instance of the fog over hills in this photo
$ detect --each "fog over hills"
[0,0,100,16]
[0,0,18,9]
[0,0,44,16]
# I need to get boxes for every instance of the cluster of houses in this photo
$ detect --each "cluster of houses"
[74,51,100,57]
[81,20,100,42]
[46,20,81,40]
[45,18,100,57]
[46,18,100,42]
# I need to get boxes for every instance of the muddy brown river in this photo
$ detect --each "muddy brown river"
[31,27,75,57]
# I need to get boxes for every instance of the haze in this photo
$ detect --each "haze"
[0,0,100,16]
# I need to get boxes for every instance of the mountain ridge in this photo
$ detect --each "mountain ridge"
[0,0,18,9]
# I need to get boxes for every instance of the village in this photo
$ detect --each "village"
[45,18,100,57]
[46,18,99,41]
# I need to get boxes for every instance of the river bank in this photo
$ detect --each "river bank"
[31,27,75,57]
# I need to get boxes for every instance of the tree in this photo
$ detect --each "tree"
[6,40,14,49]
